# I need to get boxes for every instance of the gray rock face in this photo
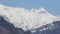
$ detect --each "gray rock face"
[0,26,11,34]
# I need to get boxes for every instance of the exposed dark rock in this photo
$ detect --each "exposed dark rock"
[0,26,11,34]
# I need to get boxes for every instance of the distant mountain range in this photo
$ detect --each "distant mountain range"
[0,4,60,34]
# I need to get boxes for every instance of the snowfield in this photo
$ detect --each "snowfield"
[0,4,59,32]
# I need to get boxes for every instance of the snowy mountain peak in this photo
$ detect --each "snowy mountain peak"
[31,7,47,13]
[39,7,51,15]
[39,7,46,11]
[0,4,58,32]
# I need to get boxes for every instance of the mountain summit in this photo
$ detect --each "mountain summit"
[0,4,59,32]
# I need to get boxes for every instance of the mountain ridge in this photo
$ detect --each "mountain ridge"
[0,4,60,32]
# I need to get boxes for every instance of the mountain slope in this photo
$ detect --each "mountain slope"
[33,21,60,34]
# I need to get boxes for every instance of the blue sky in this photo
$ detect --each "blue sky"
[0,0,60,15]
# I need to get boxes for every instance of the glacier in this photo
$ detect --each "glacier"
[0,4,60,33]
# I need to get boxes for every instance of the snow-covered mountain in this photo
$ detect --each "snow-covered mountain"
[0,4,60,33]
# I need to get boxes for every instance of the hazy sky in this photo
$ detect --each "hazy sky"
[0,0,60,15]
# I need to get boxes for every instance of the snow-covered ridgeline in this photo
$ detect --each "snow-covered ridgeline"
[0,4,57,31]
